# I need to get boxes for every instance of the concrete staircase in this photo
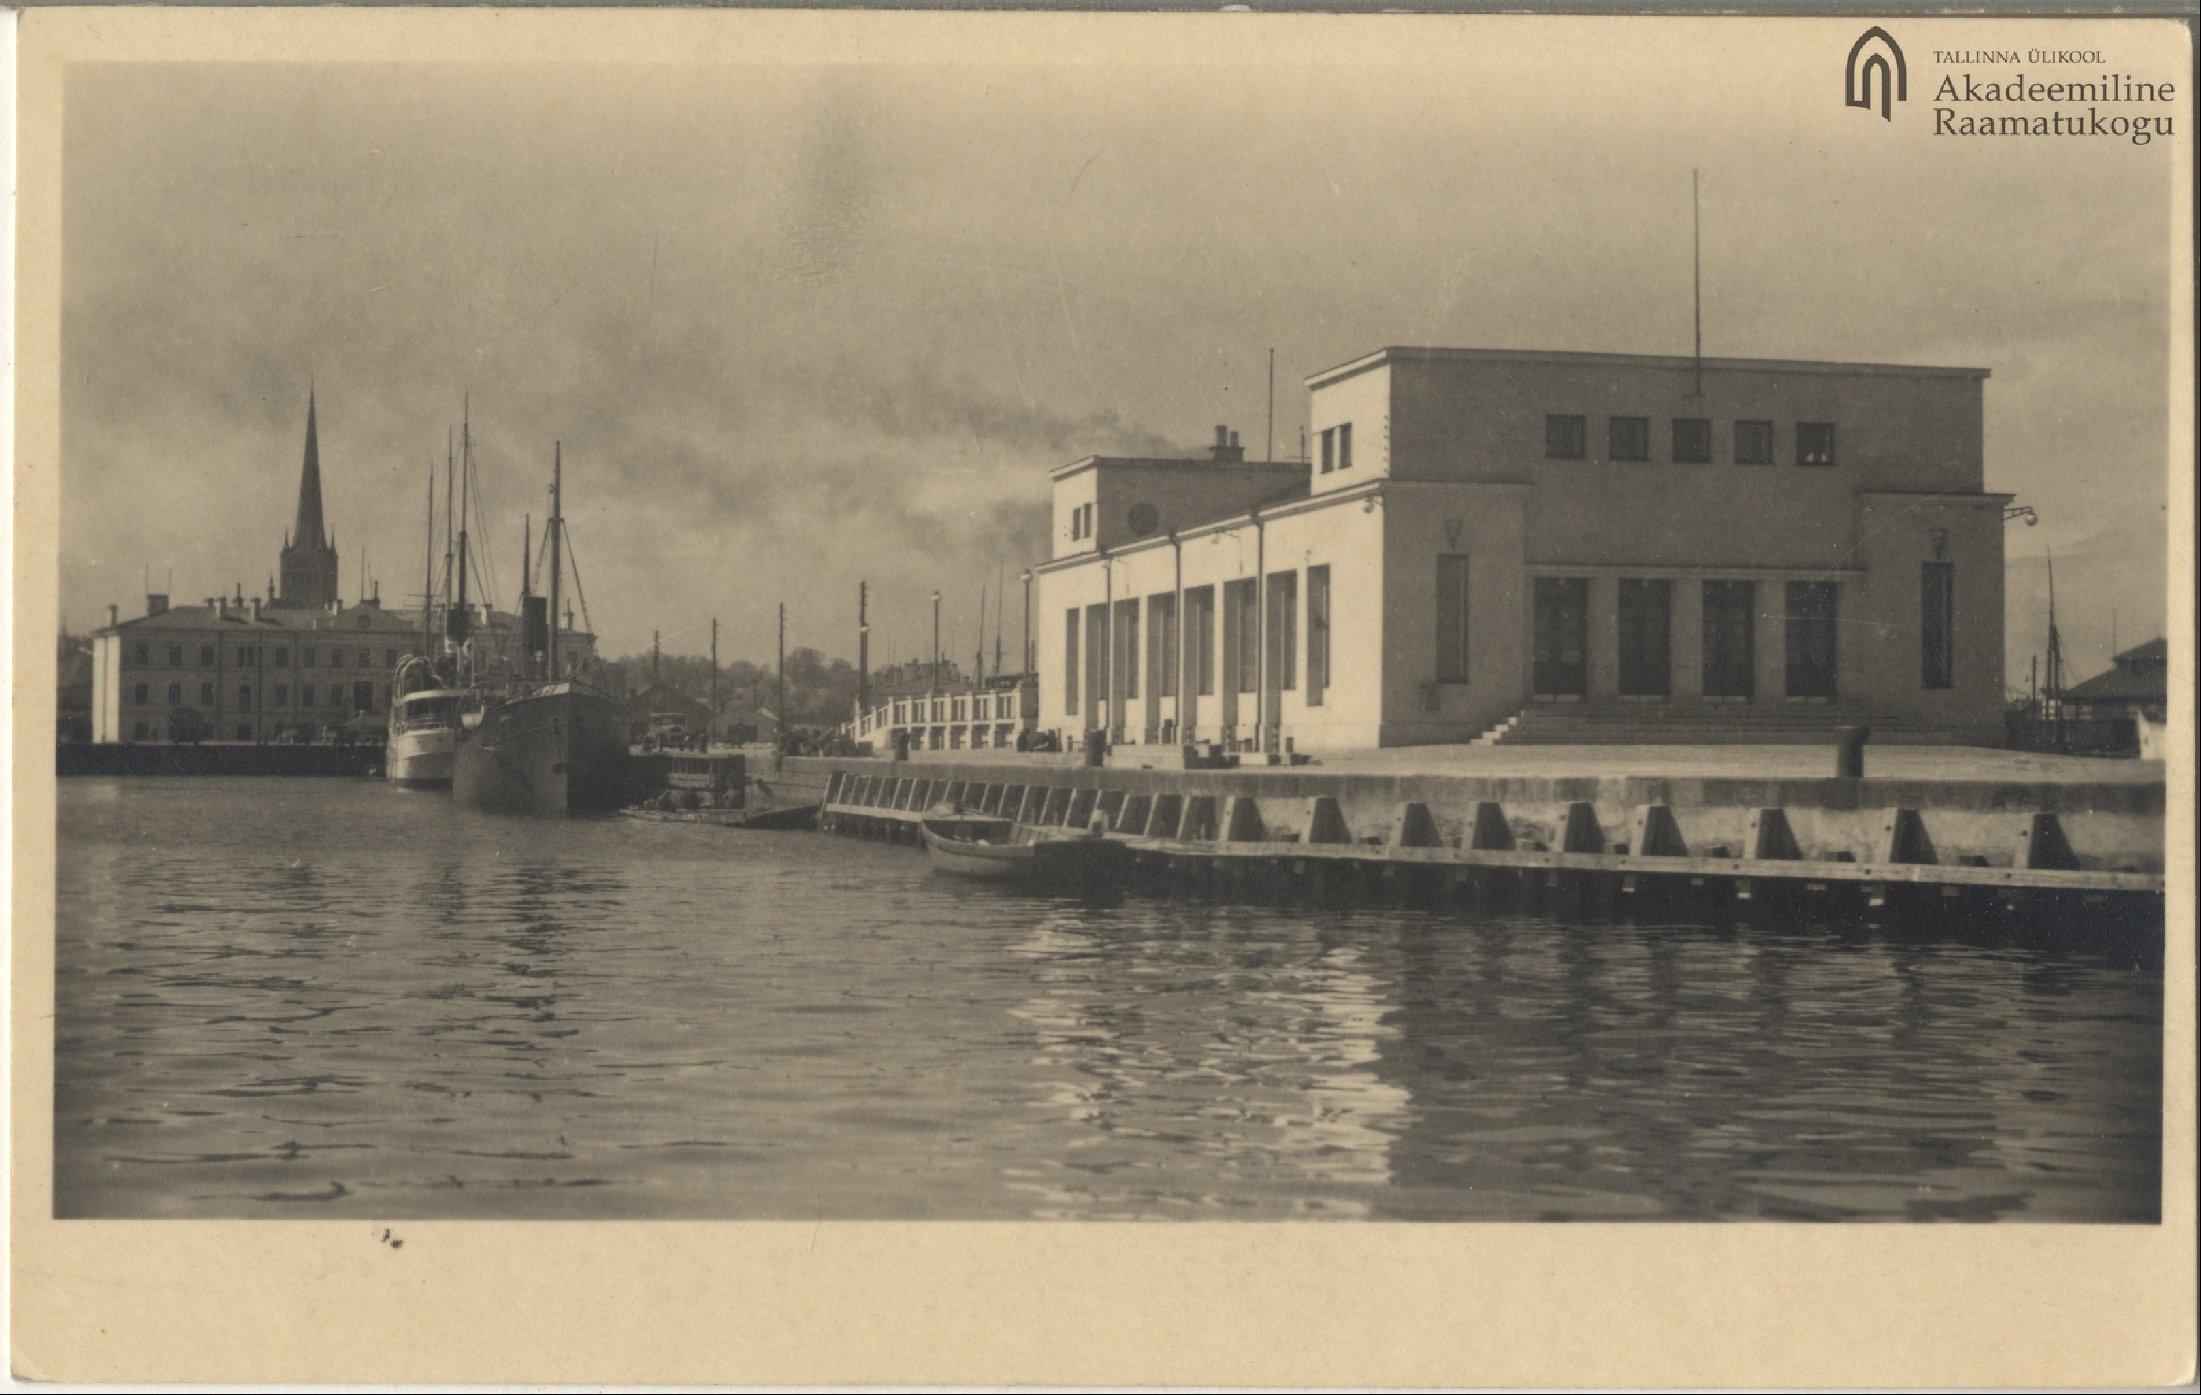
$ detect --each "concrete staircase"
[1475,701,1966,746]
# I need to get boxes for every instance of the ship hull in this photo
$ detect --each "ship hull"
[451,685,638,816]
[385,726,455,788]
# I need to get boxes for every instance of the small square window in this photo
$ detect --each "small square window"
[132,683,149,705]
[1545,414,1586,460]
[1735,420,1775,465]
[133,643,150,665]
[167,644,183,665]
[1797,422,1837,467]
[1672,418,1712,464]
[1609,417,1650,461]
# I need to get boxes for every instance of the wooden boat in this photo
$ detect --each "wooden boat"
[919,814,1128,885]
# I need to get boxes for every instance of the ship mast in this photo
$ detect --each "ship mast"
[452,398,473,681]
[548,442,562,682]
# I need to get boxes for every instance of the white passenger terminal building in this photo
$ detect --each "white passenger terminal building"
[1032,345,2008,753]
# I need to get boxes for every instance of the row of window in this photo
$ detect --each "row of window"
[1545,415,1837,467]
[127,681,387,711]
[1056,559,1956,714]
[1317,423,1355,474]
[126,640,401,671]
[1062,565,1337,716]
[126,720,357,741]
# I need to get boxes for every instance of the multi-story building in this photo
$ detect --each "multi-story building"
[1034,346,2008,753]
[88,393,595,743]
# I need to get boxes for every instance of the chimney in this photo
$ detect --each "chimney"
[1209,424,1245,464]
[145,593,168,617]
[107,603,119,628]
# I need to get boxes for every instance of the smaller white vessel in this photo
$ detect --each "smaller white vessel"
[387,658,465,788]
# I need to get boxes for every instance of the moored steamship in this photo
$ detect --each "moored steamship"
[451,444,637,816]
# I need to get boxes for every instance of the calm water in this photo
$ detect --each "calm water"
[55,778,2161,1221]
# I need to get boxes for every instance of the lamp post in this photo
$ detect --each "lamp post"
[930,590,941,695]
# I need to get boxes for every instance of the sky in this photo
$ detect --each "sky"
[57,19,2181,686]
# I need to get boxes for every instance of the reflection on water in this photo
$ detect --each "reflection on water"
[55,778,2161,1221]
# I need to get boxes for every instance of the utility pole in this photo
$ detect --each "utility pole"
[931,590,942,694]
[975,584,987,683]
[776,602,787,740]
[858,580,870,716]
[994,561,1004,680]
[1266,347,1275,462]
[709,616,719,750]
[1021,569,1033,674]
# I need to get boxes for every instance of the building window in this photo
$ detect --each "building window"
[1267,571,1297,691]
[132,682,149,705]
[1224,578,1259,697]
[1922,561,1956,690]
[1306,566,1331,705]
[133,643,149,665]
[274,684,289,705]
[1609,416,1650,462]
[167,643,183,666]
[1533,577,1589,698]
[199,682,214,705]
[302,684,315,707]
[303,646,317,668]
[1148,593,1179,699]
[1735,420,1775,465]
[1784,581,1839,698]
[1084,605,1108,725]
[1336,422,1353,471]
[1797,422,1837,467]
[1319,427,1336,473]
[1069,508,1083,541]
[274,646,289,667]
[331,648,345,669]
[166,682,182,705]
[1186,585,1216,696]
[354,682,374,711]
[1617,579,1673,698]
[1115,599,1140,703]
[385,648,398,668]
[331,687,345,709]
[1701,580,1756,699]
[1434,555,1469,684]
[1672,418,1712,464]
[199,644,215,667]
[1545,414,1586,460]
[132,721,149,740]
[1064,610,1079,714]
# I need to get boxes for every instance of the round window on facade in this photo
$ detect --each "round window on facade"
[1127,502,1159,538]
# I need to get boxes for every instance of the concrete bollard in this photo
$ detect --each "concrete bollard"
[1835,723,1871,779]
[1083,729,1108,768]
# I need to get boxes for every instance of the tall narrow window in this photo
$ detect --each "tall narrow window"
[1064,610,1079,714]
[1617,579,1673,697]
[1267,572,1298,691]
[1672,418,1712,464]
[1434,555,1470,683]
[1921,561,1955,690]
[1701,580,1756,699]
[1797,422,1837,467]
[1609,416,1651,461]
[1148,593,1179,699]
[1306,566,1331,706]
[1319,427,1336,473]
[1115,599,1140,702]
[1785,581,1839,698]
[1533,577,1590,697]
[1186,586,1216,696]
[1225,578,1259,695]
[1085,605,1108,725]
[1546,414,1586,460]
[1336,423,1353,471]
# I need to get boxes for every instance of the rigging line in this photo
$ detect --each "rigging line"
[563,517,596,642]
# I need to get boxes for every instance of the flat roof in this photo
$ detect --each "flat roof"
[1307,345,1993,390]
[1049,454,1303,481]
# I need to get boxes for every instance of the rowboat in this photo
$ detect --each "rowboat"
[919,814,1128,886]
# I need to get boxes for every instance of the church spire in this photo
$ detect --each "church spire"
[293,386,327,549]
